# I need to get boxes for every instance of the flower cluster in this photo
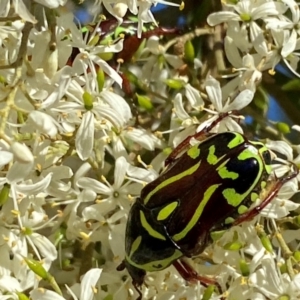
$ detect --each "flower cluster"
[208,0,300,84]
[0,0,299,300]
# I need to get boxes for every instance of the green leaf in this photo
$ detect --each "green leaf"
[282,79,300,91]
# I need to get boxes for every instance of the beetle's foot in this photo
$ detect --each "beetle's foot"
[173,259,222,294]
[234,162,299,225]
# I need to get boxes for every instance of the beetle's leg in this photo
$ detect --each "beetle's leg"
[173,259,222,293]
[132,281,143,300]
[234,162,299,225]
[165,111,238,165]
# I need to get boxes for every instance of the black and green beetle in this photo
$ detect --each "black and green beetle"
[117,113,298,299]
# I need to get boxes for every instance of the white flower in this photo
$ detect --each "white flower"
[207,0,287,55]
[250,256,300,299]
[224,36,263,91]
[140,36,184,82]
[266,29,300,76]
[57,13,123,86]
[91,0,181,38]
[66,268,102,300]
[55,79,132,161]
[77,156,142,213]
[265,0,300,35]
[200,76,254,133]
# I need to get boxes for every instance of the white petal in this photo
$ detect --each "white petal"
[75,111,94,161]
[34,0,67,8]
[65,284,78,300]
[30,289,66,300]
[282,29,297,57]
[205,76,223,111]
[30,233,57,261]
[114,157,128,189]
[90,55,123,87]
[10,142,34,164]
[173,93,190,120]
[78,189,97,203]
[17,173,53,194]
[224,36,243,68]
[266,140,293,160]
[185,84,204,108]
[250,23,268,56]
[0,151,13,167]
[74,162,92,188]
[80,268,102,300]
[0,275,21,291]
[225,89,254,111]
[6,161,33,183]
[13,0,36,23]
[101,90,132,122]
[124,128,158,150]
[77,178,111,194]
[207,11,240,26]
[28,111,58,137]
[41,66,72,109]
[253,2,288,19]
[92,39,124,55]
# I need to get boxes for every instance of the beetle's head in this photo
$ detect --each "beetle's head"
[117,259,145,299]
[117,258,146,285]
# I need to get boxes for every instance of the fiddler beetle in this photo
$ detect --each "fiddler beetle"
[117,112,298,299]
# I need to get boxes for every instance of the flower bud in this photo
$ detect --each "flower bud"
[83,91,94,110]
[24,257,49,280]
[11,142,34,164]
[184,40,195,64]
[202,285,215,300]
[113,3,128,18]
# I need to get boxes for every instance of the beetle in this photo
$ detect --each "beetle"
[117,113,298,299]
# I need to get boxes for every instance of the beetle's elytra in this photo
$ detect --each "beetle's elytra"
[117,115,298,300]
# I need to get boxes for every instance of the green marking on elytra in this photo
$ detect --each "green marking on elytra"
[238,145,259,161]
[129,236,142,257]
[218,166,239,180]
[251,192,259,202]
[140,211,166,240]
[223,188,244,207]
[143,161,201,205]
[126,249,182,272]
[265,164,272,174]
[238,205,248,215]
[157,201,178,221]
[225,217,235,224]
[173,184,220,241]
[217,158,239,179]
[207,145,218,165]
[187,145,200,159]
[227,133,245,149]
[261,181,266,189]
